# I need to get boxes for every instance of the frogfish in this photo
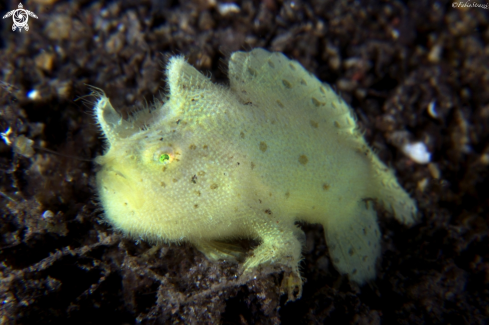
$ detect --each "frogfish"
[93,48,417,299]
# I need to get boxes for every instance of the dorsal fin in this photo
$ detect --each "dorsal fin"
[165,56,217,119]
[166,56,212,92]
[228,48,358,136]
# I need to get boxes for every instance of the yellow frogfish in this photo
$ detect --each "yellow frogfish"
[93,48,417,299]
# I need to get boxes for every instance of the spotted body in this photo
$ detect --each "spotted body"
[94,48,417,299]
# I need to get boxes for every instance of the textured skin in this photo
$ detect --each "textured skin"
[94,49,417,299]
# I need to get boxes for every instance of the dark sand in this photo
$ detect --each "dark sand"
[0,0,488,324]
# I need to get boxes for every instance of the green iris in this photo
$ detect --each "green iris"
[159,154,170,164]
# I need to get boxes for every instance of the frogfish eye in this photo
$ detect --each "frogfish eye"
[159,154,170,163]
[154,147,174,165]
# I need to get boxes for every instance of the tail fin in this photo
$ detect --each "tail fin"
[368,153,418,225]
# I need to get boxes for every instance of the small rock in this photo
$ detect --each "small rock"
[402,142,431,164]
[35,52,55,72]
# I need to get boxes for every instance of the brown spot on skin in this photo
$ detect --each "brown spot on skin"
[161,182,166,188]
[240,132,245,139]
[258,199,262,204]
[310,120,318,128]
[285,191,290,199]
[348,248,355,256]
[189,144,197,150]
[194,204,198,208]
[276,100,284,108]
[210,183,218,190]
[322,183,330,191]
[300,79,307,86]
[311,97,321,107]
[194,191,201,196]
[251,162,255,170]
[162,166,167,172]
[198,171,206,176]
[282,79,292,88]
[259,141,268,152]
[248,67,257,77]
[320,86,326,94]
[172,178,178,183]
[299,155,308,165]
[269,192,272,197]
[264,209,272,215]
[191,175,197,184]
[203,145,208,149]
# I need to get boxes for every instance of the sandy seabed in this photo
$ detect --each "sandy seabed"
[0,0,488,324]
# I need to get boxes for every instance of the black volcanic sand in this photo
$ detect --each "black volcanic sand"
[0,0,488,324]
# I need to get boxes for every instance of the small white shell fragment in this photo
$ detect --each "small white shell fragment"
[42,210,55,219]
[217,3,240,15]
[427,101,438,118]
[27,89,40,100]
[13,135,35,158]
[402,142,431,164]
[1,127,12,145]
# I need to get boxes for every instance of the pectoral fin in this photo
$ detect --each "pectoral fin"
[323,200,381,284]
